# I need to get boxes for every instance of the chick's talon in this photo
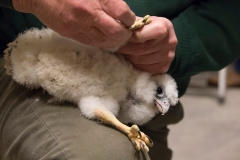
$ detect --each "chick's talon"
[140,141,149,152]
[127,125,153,152]
[138,131,142,138]
[131,138,149,152]
[145,135,153,145]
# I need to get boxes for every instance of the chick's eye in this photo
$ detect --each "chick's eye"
[157,86,163,95]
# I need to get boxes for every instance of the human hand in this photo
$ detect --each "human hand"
[118,16,178,74]
[12,0,135,48]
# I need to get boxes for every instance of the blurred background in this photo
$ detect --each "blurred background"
[168,66,240,160]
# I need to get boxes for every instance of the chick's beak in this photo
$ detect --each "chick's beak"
[154,96,170,115]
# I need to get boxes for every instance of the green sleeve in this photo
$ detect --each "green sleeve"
[168,0,240,78]
[0,0,13,9]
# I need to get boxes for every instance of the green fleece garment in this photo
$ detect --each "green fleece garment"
[0,0,12,9]
[1,0,240,97]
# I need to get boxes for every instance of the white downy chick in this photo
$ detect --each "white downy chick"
[4,28,178,126]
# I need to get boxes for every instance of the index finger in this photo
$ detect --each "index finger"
[99,0,136,27]
[93,10,133,42]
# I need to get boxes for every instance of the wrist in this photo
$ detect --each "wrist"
[12,0,35,13]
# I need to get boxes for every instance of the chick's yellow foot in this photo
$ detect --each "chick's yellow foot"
[127,125,153,152]
[93,108,153,152]
[129,15,152,30]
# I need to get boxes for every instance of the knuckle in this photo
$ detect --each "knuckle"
[168,52,175,61]
[168,28,178,46]
[155,23,168,36]
[161,50,175,62]
[170,37,178,46]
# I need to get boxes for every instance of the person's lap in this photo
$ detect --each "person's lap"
[0,58,183,160]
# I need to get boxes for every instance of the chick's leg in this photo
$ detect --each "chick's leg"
[94,108,153,152]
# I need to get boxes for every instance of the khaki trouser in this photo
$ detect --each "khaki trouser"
[0,58,184,160]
